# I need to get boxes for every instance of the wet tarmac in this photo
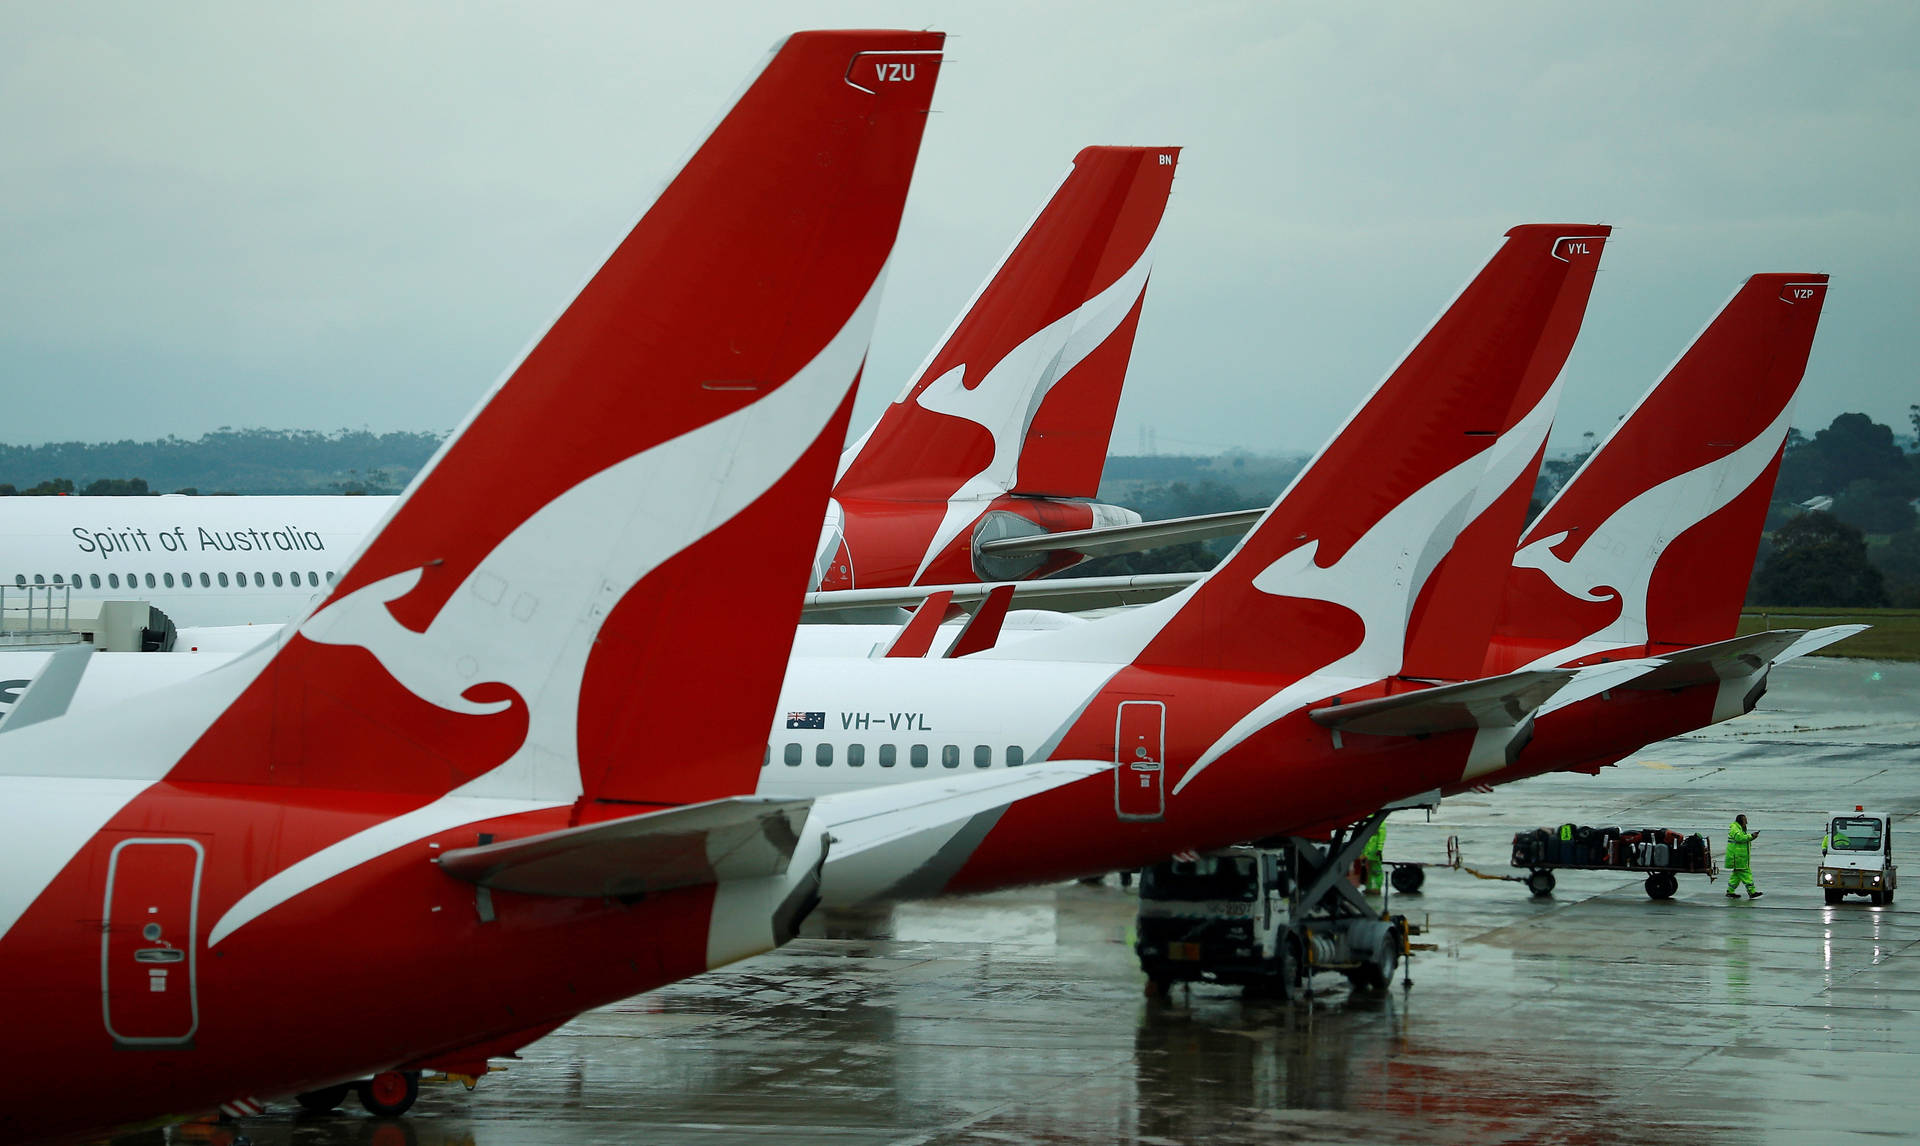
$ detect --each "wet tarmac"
[134,657,1916,1146]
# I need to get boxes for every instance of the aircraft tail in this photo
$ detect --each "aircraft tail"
[835,146,1180,503]
[165,31,945,807]
[1000,225,1607,686]
[1495,273,1830,666]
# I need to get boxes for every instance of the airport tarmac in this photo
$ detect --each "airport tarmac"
[134,656,1916,1146]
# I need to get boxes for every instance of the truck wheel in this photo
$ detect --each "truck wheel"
[1824,888,1844,905]
[355,1072,420,1118]
[1869,890,1886,906]
[1885,887,1894,905]
[1390,865,1425,894]
[1526,869,1555,897]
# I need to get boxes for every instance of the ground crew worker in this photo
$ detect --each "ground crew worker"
[1361,822,1387,895]
[1726,814,1763,899]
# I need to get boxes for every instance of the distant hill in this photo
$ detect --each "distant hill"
[0,428,444,495]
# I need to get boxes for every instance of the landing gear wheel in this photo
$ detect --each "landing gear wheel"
[1825,888,1844,905]
[295,1084,351,1113]
[1526,869,1555,897]
[1644,872,1678,900]
[1390,864,1425,894]
[356,1071,419,1117]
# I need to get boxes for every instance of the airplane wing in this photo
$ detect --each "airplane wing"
[974,507,1263,561]
[801,572,1200,620]
[435,796,812,898]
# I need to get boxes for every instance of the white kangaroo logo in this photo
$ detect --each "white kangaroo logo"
[209,278,886,947]
[1512,402,1793,666]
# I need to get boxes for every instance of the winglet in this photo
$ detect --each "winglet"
[945,583,1017,657]
[880,590,955,658]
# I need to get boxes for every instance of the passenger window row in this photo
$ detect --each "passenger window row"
[13,570,336,591]
[766,742,1026,769]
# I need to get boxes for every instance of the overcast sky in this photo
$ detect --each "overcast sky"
[2,2,1914,458]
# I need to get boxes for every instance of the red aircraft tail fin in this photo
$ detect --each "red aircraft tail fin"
[168,31,945,806]
[836,146,1179,504]
[1495,273,1829,666]
[1011,226,1607,687]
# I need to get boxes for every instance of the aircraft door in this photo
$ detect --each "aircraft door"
[1115,700,1166,822]
[102,838,204,1048]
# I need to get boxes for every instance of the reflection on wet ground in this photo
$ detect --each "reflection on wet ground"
[139,658,1917,1144]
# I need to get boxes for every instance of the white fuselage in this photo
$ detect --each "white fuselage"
[2,495,393,626]
[0,641,1121,799]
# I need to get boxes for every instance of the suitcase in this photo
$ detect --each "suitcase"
[1653,843,1670,867]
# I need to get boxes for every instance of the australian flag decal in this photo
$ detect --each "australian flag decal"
[786,711,826,730]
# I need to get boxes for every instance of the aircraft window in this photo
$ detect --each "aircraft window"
[816,743,833,767]
[11,574,22,588]
[90,574,102,589]
[974,745,991,768]
[910,744,928,768]
[71,572,82,587]
[879,744,897,768]
[784,743,801,767]
[942,745,960,769]
[253,572,265,587]
[199,572,210,588]
[33,573,45,586]
[163,573,175,588]
[217,572,229,587]
[144,573,156,589]
[308,571,320,587]
[108,573,119,589]
[50,574,64,587]
[762,745,769,768]
[325,571,335,583]
[272,572,283,587]
[847,744,865,767]
[1007,746,1024,767]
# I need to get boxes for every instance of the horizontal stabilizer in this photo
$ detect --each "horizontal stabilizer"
[1622,630,1807,691]
[0,644,91,734]
[803,572,1199,619]
[1775,624,1869,664]
[976,508,1263,560]
[1309,670,1578,737]
[1532,658,1668,716]
[435,796,812,898]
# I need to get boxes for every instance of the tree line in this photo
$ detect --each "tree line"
[1076,408,1920,608]
[0,428,441,495]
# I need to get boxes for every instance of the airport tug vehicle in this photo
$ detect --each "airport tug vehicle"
[1820,806,1897,905]
[1134,811,1412,1000]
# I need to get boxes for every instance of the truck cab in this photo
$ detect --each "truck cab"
[1819,808,1896,905]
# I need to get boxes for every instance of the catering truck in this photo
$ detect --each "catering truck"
[1819,807,1896,905]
